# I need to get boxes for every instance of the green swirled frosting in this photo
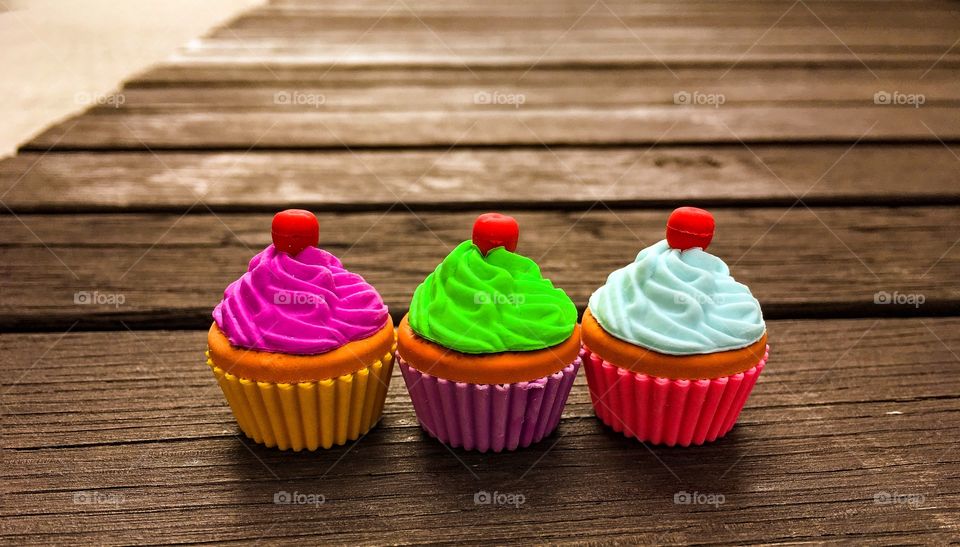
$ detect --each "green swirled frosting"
[589,240,765,355]
[408,240,577,354]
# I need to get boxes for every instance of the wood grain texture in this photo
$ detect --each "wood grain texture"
[175,21,957,67]
[3,144,960,213]
[136,57,960,84]
[123,1,960,79]
[267,0,960,15]
[3,319,959,544]
[146,0,960,75]
[5,0,960,543]
[113,67,960,108]
[247,0,960,25]
[1,208,957,330]
[22,106,960,151]
[172,0,960,67]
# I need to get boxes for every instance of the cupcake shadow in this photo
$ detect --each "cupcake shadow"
[219,415,402,508]
[594,417,749,495]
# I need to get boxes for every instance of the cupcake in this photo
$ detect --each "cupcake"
[206,209,395,451]
[582,207,768,446]
[397,213,581,452]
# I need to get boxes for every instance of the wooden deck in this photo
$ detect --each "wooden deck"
[2,0,959,544]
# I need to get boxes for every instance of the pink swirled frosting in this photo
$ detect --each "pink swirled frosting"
[213,245,388,355]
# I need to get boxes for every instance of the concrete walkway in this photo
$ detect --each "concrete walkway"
[0,0,262,158]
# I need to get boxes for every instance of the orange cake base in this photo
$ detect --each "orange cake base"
[581,308,767,380]
[396,315,580,384]
[207,319,395,384]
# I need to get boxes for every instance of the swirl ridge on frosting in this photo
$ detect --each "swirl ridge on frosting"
[213,245,388,355]
[588,240,764,355]
[409,241,576,354]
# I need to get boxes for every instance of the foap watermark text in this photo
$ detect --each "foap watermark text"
[274,290,325,306]
[474,292,525,306]
[474,490,525,508]
[874,91,925,108]
[74,491,124,505]
[474,91,525,108]
[274,90,326,108]
[674,490,725,507]
[874,491,925,508]
[674,91,725,108]
[274,490,326,507]
[74,290,125,308]
[874,291,925,308]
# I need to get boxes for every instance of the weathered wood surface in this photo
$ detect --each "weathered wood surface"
[268,0,959,13]
[136,59,960,84]
[109,68,960,111]
[3,145,960,212]
[1,207,957,330]
[171,0,960,66]
[24,106,960,150]
[3,319,959,544]
[145,0,960,75]
[23,0,960,151]
[4,0,960,543]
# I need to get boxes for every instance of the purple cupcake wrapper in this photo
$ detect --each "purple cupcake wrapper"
[397,355,580,452]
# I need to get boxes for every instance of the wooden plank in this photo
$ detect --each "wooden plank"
[129,64,960,88]
[197,4,960,48]
[1,208,957,330]
[266,0,959,16]
[114,68,960,109]
[168,42,960,68]
[22,106,960,151]
[204,23,960,46]
[223,9,960,33]
[258,0,960,19]
[137,53,960,84]
[2,319,958,543]
[165,0,960,68]
[3,145,960,213]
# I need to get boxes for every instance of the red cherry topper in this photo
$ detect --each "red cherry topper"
[272,209,319,255]
[666,207,715,251]
[472,213,519,256]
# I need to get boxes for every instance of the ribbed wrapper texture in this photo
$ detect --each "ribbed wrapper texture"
[398,355,580,452]
[206,350,395,451]
[582,346,768,446]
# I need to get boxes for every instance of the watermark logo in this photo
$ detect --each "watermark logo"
[274,291,325,306]
[74,92,125,108]
[274,90,326,108]
[674,293,724,306]
[474,490,525,508]
[874,491,924,507]
[873,91,925,108]
[73,491,124,505]
[474,292,525,306]
[673,91,726,108]
[873,291,925,308]
[274,490,326,507]
[74,290,125,308]
[473,90,526,108]
[674,490,725,507]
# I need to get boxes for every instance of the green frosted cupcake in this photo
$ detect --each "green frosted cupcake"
[396,213,581,452]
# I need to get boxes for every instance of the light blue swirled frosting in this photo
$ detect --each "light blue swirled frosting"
[588,240,765,355]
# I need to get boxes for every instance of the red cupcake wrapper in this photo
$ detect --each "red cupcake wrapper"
[582,345,768,446]
[398,355,580,452]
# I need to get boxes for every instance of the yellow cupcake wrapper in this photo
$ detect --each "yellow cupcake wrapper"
[206,348,395,451]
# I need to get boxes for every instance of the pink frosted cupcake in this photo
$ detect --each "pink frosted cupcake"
[581,207,768,446]
[206,210,395,451]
